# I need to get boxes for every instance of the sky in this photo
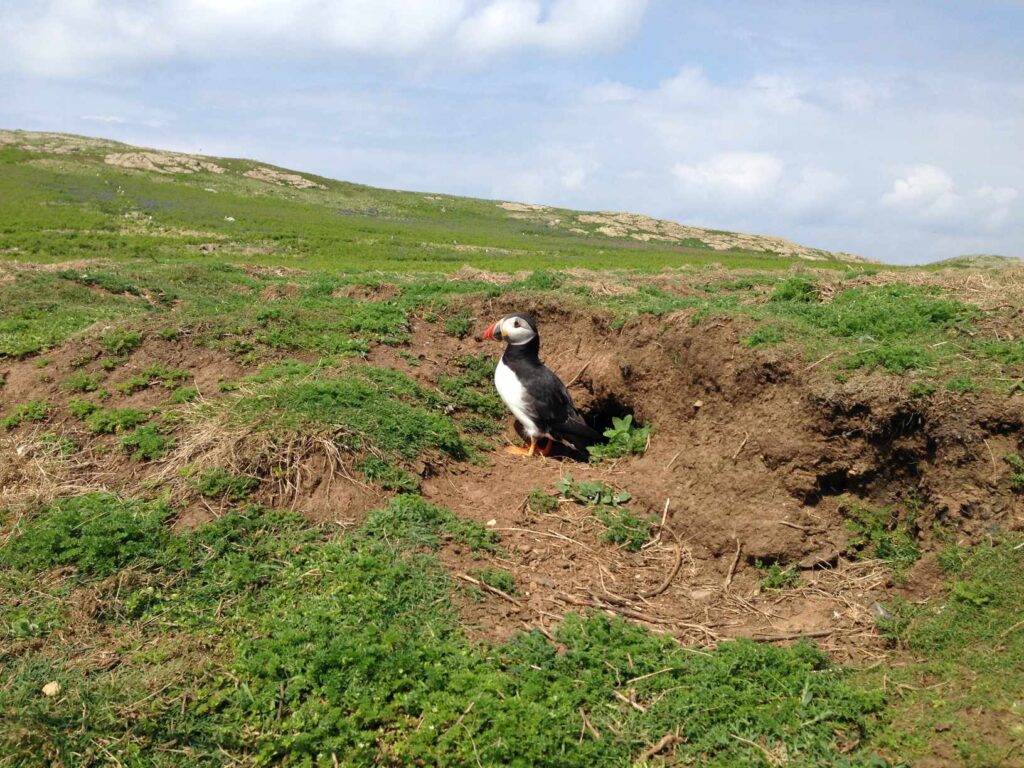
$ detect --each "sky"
[1,1,1022,264]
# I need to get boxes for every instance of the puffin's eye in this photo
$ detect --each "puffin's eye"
[513,320,521,328]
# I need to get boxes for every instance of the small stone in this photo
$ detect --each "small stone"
[42,682,60,697]
[486,519,497,527]
[693,400,703,409]
[871,602,893,621]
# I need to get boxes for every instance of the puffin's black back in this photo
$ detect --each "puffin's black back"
[500,313,600,451]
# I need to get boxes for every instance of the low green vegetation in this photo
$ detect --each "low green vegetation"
[861,536,1024,764]
[0,492,889,765]
[527,485,561,514]
[557,475,655,552]
[841,500,921,578]
[356,456,421,492]
[120,424,172,462]
[210,366,468,473]
[442,307,474,338]
[471,567,518,595]
[113,363,190,395]
[587,414,652,461]
[0,400,50,429]
[62,371,102,392]
[1006,454,1024,491]
[0,493,169,576]
[436,354,504,422]
[192,468,259,502]
[363,493,498,554]
[757,561,801,591]
[82,407,149,434]
[100,329,143,357]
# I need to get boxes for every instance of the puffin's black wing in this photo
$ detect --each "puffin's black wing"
[528,366,601,449]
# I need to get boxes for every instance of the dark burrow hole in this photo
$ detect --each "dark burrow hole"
[804,469,851,506]
[584,393,641,435]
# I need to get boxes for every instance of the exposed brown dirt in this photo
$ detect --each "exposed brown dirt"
[2,280,1022,664]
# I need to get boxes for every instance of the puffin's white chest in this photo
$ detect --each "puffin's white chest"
[495,358,541,437]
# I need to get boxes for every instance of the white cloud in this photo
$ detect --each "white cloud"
[0,0,647,77]
[881,164,1019,230]
[673,152,785,199]
[82,114,126,124]
[456,0,646,56]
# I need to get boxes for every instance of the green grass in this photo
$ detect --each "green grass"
[0,492,889,765]
[0,400,50,429]
[1005,454,1024,492]
[0,272,147,358]
[757,561,801,591]
[120,424,172,462]
[861,536,1024,765]
[0,493,170,576]
[83,407,149,434]
[220,365,467,463]
[0,132,838,276]
[99,329,143,356]
[363,494,498,554]
[756,281,981,374]
[62,371,102,392]
[471,567,519,595]
[841,500,921,579]
[192,468,259,502]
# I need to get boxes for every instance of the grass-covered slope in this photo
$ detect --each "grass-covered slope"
[0,129,864,273]
[1,494,885,767]
[3,130,1024,767]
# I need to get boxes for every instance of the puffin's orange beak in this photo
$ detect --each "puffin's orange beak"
[482,321,501,341]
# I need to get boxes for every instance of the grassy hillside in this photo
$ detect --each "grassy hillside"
[2,131,1024,767]
[0,130,866,273]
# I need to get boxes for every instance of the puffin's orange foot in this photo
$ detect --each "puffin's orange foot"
[537,439,554,457]
[506,439,538,456]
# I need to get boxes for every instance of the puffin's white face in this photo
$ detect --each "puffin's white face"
[499,315,537,345]
[482,313,538,345]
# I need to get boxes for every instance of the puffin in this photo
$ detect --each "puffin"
[481,312,600,457]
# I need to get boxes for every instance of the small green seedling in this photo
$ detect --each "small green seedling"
[757,561,800,590]
[557,474,631,506]
[557,475,653,551]
[587,415,651,461]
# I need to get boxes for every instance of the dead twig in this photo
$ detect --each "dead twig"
[638,526,684,599]
[777,520,818,534]
[750,629,833,642]
[641,731,682,761]
[495,527,595,552]
[566,357,594,387]
[642,498,671,550]
[613,689,646,713]
[724,539,741,592]
[731,431,750,461]
[665,449,684,471]
[804,352,836,372]
[626,666,679,685]
[455,573,524,609]
[732,734,780,765]
[561,595,672,627]
[983,438,999,480]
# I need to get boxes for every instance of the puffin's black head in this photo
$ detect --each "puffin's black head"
[481,312,538,345]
